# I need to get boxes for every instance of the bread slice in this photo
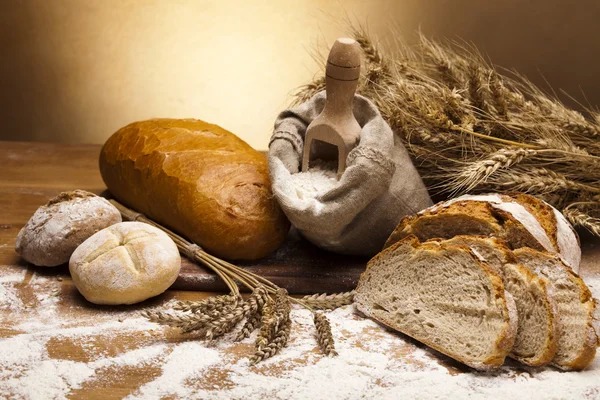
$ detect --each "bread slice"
[438,236,557,366]
[355,235,518,370]
[385,193,580,272]
[513,248,598,370]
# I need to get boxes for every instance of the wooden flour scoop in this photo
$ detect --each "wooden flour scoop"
[301,38,362,178]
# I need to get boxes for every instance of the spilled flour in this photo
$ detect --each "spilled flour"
[1,265,600,400]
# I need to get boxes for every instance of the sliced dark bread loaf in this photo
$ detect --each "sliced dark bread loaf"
[438,236,557,366]
[384,194,580,272]
[355,235,518,371]
[513,248,598,370]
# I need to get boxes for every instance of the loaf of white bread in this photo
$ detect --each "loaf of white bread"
[355,193,598,371]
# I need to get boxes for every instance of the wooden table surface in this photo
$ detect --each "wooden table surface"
[1,141,600,399]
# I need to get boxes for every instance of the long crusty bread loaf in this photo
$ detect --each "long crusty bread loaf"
[384,193,580,271]
[355,235,518,370]
[438,236,557,366]
[513,248,598,370]
[99,119,290,260]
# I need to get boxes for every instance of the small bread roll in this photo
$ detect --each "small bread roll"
[16,190,122,266]
[69,221,181,305]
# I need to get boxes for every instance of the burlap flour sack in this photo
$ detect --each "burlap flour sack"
[268,91,432,256]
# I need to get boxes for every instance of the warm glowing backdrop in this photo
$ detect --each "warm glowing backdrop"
[2,0,600,150]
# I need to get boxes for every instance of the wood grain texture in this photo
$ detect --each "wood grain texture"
[0,141,367,397]
[1,141,599,398]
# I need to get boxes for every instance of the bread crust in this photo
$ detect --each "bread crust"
[357,235,516,371]
[508,263,558,366]
[513,247,597,370]
[99,119,290,260]
[511,193,559,248]
[384,193,580,271]
[427,235,517,266]
[510,193,581,271]
[384,201,503,248]
[69,221,181,305]
[15,190,122,266]
[430,235,558,366]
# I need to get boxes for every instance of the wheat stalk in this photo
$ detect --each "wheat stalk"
[448,148,537,193]
[314,312,338,357]
[235,311,262,342]
[249,319,292,365]
[302,291,355,310]
[205,288,266,340]
[488,168,600,194]
[172,294,238,313]
[293,77,326,107]
[249,289,293,365]
[564,208,600,236]
[142,308,212,333]
[233,286,270,341]
[110,201,349,364]
[254,296,276,349]
[274,288,291,324]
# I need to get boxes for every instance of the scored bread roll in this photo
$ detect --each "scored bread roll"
[16,190,121,267]
[69,222,181,305]
[384,193,581,271]
[355,235,517,371]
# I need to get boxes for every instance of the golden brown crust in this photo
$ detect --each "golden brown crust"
[99,119,289,260]
[511,193,560,251]
[383,216,417,248]
[510,263,558,366]
[513,247,597,370]
[427,235,557,366]
[384,201,503,249]
[384,197,558,252]
[46,189,97,206]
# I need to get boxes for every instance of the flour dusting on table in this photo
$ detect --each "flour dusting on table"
[1,265,599,400]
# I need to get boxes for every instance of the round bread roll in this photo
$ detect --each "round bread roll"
[15,190,122,266]
[69,221,181,305]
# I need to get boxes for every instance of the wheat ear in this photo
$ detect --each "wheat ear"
[564,208,600,236]
[449,148,537,193]
[302,291,355,310]
[314,312,338,356]
[172,294,238,313]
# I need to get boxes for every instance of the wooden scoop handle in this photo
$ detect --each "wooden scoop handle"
[324,38,362,116]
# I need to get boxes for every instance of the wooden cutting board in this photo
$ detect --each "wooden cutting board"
[175,228,368,294]
[0,141,367,294]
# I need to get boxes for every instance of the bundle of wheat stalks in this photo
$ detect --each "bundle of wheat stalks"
[111,200,353,365]
[295,27,600,236]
